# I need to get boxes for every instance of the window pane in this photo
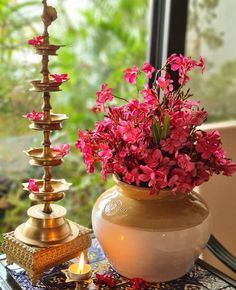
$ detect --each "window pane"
[186,0,236,122]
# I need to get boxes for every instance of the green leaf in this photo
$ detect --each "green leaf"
[151,118,161,144]
[161,113,170,139]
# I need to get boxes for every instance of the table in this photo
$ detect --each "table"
[0,238,235,289]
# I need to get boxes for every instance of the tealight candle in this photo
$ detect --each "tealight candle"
[68,252,92,281]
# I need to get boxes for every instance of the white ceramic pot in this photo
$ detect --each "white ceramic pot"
[92,176,211,282]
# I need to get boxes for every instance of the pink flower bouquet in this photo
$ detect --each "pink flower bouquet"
[75,54,235,194]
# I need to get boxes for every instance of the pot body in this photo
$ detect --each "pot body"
[92,178,211,282]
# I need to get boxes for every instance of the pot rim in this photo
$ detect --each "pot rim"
[113,174,187,200]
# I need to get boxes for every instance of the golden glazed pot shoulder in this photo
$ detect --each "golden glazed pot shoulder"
[92,176,211,282]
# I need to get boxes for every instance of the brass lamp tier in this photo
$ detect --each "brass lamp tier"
[29,113,68,131]
[34,44,64,55]
[25,147,63,166]
[31,80,62,92]
[15,204,79,247]
[22,179,70,203]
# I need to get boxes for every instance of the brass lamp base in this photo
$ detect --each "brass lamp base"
[14,204,79,247]
[1,226,92,285]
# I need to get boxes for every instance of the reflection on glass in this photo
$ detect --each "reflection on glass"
[186,0,236,122]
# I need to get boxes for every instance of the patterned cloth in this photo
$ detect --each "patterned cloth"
[7,239,235,290]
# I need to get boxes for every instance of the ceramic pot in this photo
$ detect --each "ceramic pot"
[92,176,211,282]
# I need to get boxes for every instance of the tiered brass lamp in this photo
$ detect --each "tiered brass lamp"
[1,0,91,284]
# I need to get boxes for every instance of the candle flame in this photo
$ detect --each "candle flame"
[78,252,85,274]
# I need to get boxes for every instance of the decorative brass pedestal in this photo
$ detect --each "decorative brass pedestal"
[1,227,92,285]
[15,204,80,247]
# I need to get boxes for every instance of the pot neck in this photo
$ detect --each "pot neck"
[113,175,187,201]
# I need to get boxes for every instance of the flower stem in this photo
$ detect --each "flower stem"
[113,95,129,103]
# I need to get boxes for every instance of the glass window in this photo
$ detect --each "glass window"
[186,0,236,122]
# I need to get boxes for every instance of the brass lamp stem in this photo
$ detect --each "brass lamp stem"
[42,92,52,121]
[43,202,52,214]
[42,129,51,156]
[41,0,53,216]
[41,55,50,83]
[42,166,53,192]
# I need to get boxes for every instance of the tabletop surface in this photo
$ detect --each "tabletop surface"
[0,238,235,290]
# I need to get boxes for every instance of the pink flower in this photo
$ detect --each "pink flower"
[91,105,101,113]
[199,56,205,73]
[168,54,186,72]
[139,165,155,186]
[141,84,158,105]
[221,159,236,176]
[117,120,141,143]
[28,36,44,46]
[139,165,167,191]
[75,130,97,173]
[114,163,127,175]
[124,167,140,186]
[75,57,236,192]
[27,179,39,192]
[123,66,139,84]
[184,100,200,109]
[195,130,221,159]
[177,153,195,172]
[52,144,70,157]
[94,273,117,288]
[144,149,162,168]
[157,74,173,94]
[84,154,96,173]
[98,143,113,162]
[96,83,113,106]
[50,73,69,83]
[193,162,210,186]
[167,54,205,85]
[23,110,44,121]
[130,277,147,290]
[189,110,208,126]
[160,127,189,154]
[142,63,155,78]
[168,169,193,193]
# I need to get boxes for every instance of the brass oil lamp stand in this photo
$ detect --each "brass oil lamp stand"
[1,0,91,285]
